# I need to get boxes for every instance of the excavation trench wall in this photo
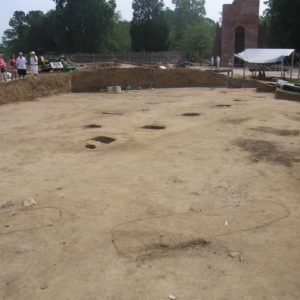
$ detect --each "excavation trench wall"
[71,68,229,92]
[275,88,300,102]
[256,81,276,93]
[0,68,259,105]
[0,73,72,105]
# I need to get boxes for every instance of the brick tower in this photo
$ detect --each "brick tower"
[221,0,259,65]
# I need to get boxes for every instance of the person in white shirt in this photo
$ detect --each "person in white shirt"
[216,56,221,69]
[16,52,27,79]
[30,51,38,75]
[211,56,215,68]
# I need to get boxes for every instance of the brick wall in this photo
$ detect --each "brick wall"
[221,0,259,65]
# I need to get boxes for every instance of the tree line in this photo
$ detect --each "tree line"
[1,0,299,58]
[261,0,300,51]
[0,0,214,59]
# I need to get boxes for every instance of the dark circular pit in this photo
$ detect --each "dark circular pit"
[91,136,116,144]
[85,144,97,149]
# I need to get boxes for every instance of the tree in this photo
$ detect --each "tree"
[0,43,5,54]
[2,10,61,54]
[109,20,131,52]
[24,11,47,52]
[2,11,27,53]
[130,0,169,51]
[172,0,206,18]
[171,0,206,41]
[3,1,117,54]
[163,0,214,58]
[41,10,64,52]
[53,0,116,52]
[180,17,215,60]
[264,0,300,50]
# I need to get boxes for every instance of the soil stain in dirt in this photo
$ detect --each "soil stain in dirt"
[224,117,252,124]
[85,144,97,149]
[91,136,116,144]
[102,112,123,115]
[213,105,232,108]
[143,125,166,130]
[85,124,102,129]
[181,113,201,117]
[140,239,210,259]
[288,116,300,122]
[233,99,247,102]
[234,139,295,167]
[158,239,209,251]
[251,127,300,137]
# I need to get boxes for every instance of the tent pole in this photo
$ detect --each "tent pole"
[290,51,295,79]
[243,63,246,79]
[298,58,300,79]
[281,59,284,79]
[232,54,235,71]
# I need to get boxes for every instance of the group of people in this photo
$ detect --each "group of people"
[0,51,39,82]
[211,56,221,69]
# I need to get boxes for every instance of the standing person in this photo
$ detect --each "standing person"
[211,56,215,68]
[216,56,221,69]
[0,53,7,82]
[9,54,18,80]
[16,52,27,79]
[30,51,38,76]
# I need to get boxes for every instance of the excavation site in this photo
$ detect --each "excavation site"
[0,68,299,300]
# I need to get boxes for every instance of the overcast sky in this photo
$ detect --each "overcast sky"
[1,0,267,38]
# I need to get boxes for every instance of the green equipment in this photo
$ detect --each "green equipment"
[40,55,76,72]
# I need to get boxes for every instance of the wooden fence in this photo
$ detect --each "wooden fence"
[67,52,183,65]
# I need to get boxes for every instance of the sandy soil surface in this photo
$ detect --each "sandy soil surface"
[0,88,300,300]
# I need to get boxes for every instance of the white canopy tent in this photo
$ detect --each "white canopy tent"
[234,48,297,79]
[235,49,295,64]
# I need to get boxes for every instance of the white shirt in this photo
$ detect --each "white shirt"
[16,56,27,70]
[30,56,38,66]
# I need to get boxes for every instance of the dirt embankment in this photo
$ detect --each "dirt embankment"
[71,68,229,92]
[227,77,258,89]
[275,88,300,102]
[0,68,261,105]
[0,73,72,105]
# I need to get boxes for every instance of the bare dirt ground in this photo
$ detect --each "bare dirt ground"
[0,88,300,300]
